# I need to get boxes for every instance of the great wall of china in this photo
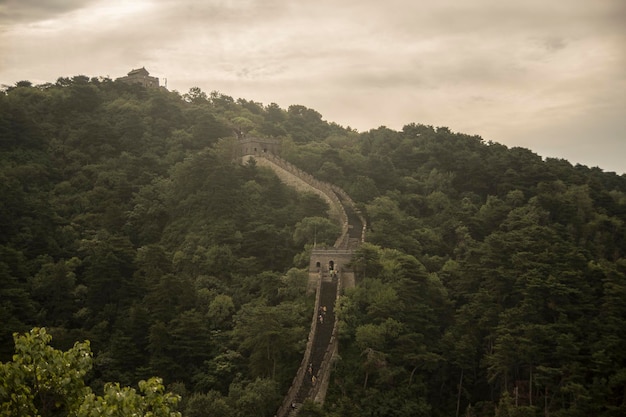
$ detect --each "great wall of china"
[240,141,366,416]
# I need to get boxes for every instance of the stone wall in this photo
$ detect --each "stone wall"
[275,272,324,417]
[239,137,281,156]
[308,249,355,291]
[239,150,363,415]
[242,154,349,240]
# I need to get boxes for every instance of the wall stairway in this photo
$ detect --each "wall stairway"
[240,149,366,416]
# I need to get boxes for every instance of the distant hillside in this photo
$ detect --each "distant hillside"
[1,76,625,417]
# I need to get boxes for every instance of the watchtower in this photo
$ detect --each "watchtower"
[308,248,355,291]
[239,136,281,157]
[117,67,160,88]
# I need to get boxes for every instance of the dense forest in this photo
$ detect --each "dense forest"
[1,76,625,417]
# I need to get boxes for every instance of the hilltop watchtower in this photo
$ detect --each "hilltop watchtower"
[117,67,160,88]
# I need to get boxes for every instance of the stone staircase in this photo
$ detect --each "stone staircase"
[238,148,366,417]
[291,279,337,409]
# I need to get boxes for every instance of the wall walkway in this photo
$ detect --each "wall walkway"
[240,151,366,416]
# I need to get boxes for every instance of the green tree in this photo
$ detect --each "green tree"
[0,328,181,417]
[185,391,233,417]
[78,231,137,315]
[29,256,81,326]
[183,87,208,104]
[293,216,340,247]
[208,294,236,329]
[232,302,307,381]
[228,377,280,417]
[297,400,326,417]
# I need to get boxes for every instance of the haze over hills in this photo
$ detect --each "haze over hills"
[1,76,625,417]
[3,0,625,175]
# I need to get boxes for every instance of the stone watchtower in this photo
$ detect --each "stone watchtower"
[117,67,160,88]
[308,248,356,290]
[239,136,281,157]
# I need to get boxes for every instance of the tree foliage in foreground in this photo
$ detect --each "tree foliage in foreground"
[0,328,181,417]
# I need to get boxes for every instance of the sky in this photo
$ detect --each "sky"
[1,0,625,174]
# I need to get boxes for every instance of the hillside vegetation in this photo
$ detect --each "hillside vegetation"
[1,76,625,417]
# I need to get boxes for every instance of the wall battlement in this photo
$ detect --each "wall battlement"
[238,137,365,416]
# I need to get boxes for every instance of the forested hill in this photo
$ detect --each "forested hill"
[1,76,625,417]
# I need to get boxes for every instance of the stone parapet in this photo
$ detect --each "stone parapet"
[276,272,323,417]
[239,149,364,416]
[243,155,348,235]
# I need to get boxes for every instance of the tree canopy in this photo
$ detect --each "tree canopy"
[1,76,625,417]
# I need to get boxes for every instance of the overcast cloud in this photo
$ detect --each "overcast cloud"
[1,0,624,174]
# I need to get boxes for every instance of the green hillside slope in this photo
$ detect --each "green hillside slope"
[1,76,625,416]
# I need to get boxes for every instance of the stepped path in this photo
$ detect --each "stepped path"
[240,150,366,416]
[292,280,336,405]
[333,187,366,249]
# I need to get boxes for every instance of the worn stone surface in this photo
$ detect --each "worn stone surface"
[240,143,365,416]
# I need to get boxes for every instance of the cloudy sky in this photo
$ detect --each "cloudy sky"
[1,0,625,174]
